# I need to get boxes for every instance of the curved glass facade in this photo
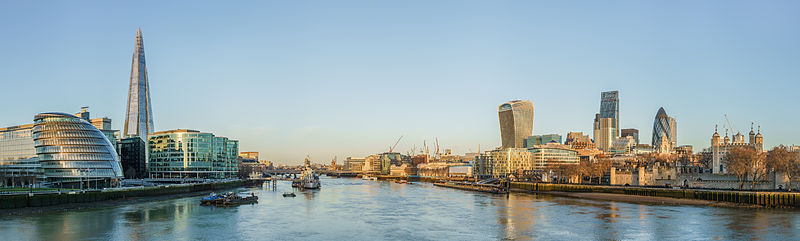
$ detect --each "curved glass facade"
[498,100,534,149]
[652,107,677,153]
[33,113,123,186]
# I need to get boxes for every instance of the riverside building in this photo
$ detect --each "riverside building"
[489,148,533,178]
[119,136,148,179]
[148,129,239,179]
[528,143,580,169]
[0,123,43,187]
[33,113,124,188]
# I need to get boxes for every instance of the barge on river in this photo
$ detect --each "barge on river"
[433,182,507,194]
[200,192,258,206]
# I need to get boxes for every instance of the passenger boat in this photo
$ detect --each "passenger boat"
[283,192,296,197]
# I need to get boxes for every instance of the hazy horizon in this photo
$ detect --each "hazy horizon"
[1,1,798,165]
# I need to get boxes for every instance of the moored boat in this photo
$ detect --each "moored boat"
[300,155,321,189]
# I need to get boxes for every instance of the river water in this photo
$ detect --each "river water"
[1,177,798,240]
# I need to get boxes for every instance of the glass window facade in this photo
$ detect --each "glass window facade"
[148,130,238,179]
[0,124,44,187]
[33,113,123,187]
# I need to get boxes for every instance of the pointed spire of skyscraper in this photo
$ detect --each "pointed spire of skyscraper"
[124,28,154,141]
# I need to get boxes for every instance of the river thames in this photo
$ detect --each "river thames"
[1,177,799,240]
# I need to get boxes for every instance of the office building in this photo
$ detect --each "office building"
[620,128,639,145]
[344,157,366,171]
[599,91,619,136]
[148,129,238,179]
[124,28,154,142]
[528,143,580,170]
[0,123,43,187]
[565,132,592,149]
[489,148,533,178]
[118,136,148,179]
[76,107,118,151]
[498,100,534,149]
[652,107,677,153]
[594,116,615,152]
[611,136,637,155]
[524,134,562,148]
[239,152,259,163]
[593,91,619,152]
[33,113,124,188]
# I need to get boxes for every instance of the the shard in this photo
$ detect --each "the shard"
[124,28,154,141]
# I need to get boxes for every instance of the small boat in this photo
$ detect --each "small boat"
[283,192,296,197]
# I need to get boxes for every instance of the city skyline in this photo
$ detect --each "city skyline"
[1,1,799,164]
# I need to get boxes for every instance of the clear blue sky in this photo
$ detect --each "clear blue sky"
[1,1,798,164]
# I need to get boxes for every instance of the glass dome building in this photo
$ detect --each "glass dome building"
[33,113,123,188]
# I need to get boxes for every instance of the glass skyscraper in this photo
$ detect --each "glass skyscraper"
[652,107,677,153]
[599,90,619,134]
[124,28,154,141]
[498,100,534,149]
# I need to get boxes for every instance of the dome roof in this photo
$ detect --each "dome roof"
[655,107,669,119]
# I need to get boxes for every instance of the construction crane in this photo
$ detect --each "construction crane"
[389,135,403,153]
[724,114,735,134]
[435,138,440,160]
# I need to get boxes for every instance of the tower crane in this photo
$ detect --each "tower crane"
[389,135,403,153]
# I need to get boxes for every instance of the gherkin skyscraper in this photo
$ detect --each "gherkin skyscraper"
[124,28,154,141]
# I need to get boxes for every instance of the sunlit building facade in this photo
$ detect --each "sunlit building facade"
[498,100,534,149]
[489,148,533,178]
[527,143,579,170]
[711,124,763,174]
[124,28,154,141]
[0,123,43,187]
[33,113,124,187]
[148,129,238,179]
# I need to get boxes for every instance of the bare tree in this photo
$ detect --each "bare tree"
[767,145,800,191]
[725,146,766,190]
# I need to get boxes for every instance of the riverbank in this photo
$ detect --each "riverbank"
[0,179,261,210]
[510,182,800,208]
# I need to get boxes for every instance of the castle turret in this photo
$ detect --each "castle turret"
[711,125,721,147]
[755,125,764,151]
[749,122,756,145]
[723,129,730,145]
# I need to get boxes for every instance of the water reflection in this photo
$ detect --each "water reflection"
[1,177,799,240]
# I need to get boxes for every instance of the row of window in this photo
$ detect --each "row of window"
[35,138,109,147]
[38,153,115,161]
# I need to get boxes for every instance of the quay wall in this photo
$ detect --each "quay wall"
[510,182,800,208]
[0,180,260,209]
